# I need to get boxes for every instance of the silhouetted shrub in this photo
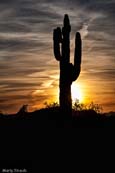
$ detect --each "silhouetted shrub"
[17,104,28,115]
[73,100,103,114]
[87,102,103,114]
[44,102,59,109]
[44,100,102,114]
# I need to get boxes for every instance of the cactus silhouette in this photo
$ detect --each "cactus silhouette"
[53,14,82,116]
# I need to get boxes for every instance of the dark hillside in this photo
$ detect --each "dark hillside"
[0,108,115,128]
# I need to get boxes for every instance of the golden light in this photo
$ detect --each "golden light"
[71,83,83,102]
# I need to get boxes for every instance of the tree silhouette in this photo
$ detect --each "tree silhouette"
[53,14,82,116]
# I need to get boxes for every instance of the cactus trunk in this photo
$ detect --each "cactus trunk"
[53,14,82,116]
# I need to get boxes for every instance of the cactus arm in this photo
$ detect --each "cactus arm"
[53,27,62,61]
[72,32,82,81]
[74,32,82,66]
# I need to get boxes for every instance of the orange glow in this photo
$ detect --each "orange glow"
[50,83,85,104]
[71,83,84,103]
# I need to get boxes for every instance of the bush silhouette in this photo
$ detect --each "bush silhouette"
[73,101,103,114]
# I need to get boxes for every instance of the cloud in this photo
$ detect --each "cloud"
[0,0,115,113]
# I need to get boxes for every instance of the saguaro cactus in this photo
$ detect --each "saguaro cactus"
[53,14,82,116]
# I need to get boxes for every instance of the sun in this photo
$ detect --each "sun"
[71,83,83,102]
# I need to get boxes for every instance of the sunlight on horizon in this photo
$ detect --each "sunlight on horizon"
[71,83,84,103]
[51,83,85,104]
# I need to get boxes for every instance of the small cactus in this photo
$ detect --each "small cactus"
[53,14,82,116]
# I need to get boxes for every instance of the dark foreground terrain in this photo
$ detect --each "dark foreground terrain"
[0,108,115,171]
[0,107,115,128]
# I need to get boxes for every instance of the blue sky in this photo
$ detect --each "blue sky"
[0,0,115,113]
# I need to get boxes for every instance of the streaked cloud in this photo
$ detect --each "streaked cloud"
[0,0,115,113]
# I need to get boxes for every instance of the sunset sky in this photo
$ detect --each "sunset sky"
[0,0,115,114]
